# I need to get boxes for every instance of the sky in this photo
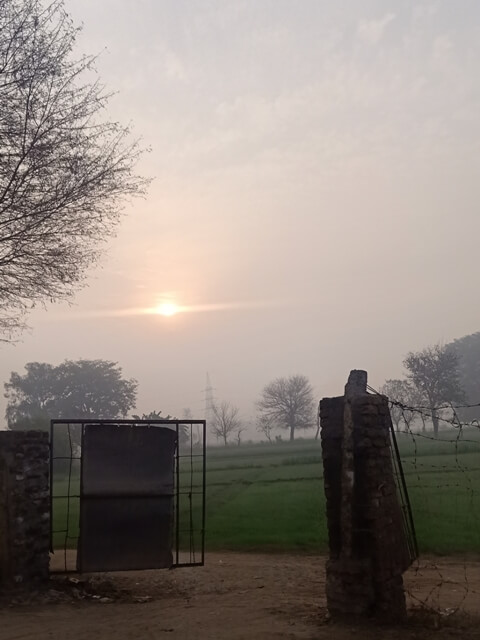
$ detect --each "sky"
[2,0,480,436]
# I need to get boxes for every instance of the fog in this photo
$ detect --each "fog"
[2,1,480,435]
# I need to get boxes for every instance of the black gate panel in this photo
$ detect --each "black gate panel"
[78,424,177,572]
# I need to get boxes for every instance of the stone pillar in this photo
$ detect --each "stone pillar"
[320,371,410,621]
[0,431,50,589]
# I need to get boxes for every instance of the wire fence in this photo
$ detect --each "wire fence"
[367,386,480,616]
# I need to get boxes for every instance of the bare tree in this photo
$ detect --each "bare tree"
[235,426,245,446]
[449,332,480,422]
[0,0,148,337]
[403,344,464,438]
[380,379,419,432]
[257,375,315,441]
[256,414,275,443]
[211,401,242,446]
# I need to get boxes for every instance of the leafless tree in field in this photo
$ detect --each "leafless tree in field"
[380,379,419,432]
[0,0,149,338]
[211,401,242,446]
[256,414,275,443]
[257,374,315,441]
[403,344,464,438]
[235,426,245,446]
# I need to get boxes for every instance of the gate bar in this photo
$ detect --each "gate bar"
[49,420,54,553]
[175,422,180,566]
[388,417,419,559]
[201,421,207,566]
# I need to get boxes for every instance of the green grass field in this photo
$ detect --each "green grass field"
[52,428,480,556]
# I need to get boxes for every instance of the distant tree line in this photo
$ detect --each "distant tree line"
[4,359,193,453]
[209,374,317,446]
[5,359,137,427]
[11,331,478,447]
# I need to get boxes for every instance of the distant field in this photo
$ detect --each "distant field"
[52,429,480,556]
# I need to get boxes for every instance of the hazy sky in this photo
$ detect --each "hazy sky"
[2,1,480,434]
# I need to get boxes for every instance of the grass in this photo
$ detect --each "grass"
[51,429,480,556]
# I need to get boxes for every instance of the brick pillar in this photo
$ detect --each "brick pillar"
[320,371,410,621]
[0,431,50,588]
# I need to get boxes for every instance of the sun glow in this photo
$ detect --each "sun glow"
[154,302,180,317]
[63,298,284,321]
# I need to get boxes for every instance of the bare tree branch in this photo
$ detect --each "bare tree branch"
[379,379,421,432]
[0,0,149,337]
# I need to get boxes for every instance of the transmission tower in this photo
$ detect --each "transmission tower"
[203,372,216,425]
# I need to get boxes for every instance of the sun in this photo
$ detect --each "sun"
[155,302,179,317]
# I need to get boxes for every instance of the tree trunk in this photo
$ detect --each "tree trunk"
[289,425,295,441]
[223,434,228,446]
[315,403,321,440]
[431,411,439,438]
[421,415,426,433]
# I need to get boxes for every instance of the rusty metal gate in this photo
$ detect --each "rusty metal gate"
[364,384,419,563]
[387,415,419,562]
[50,419,206,573]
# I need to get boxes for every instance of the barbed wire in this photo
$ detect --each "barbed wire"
[367,384,480,431]
[395,429,480,444]
[366,385,480,412]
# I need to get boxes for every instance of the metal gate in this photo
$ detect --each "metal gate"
[387,415,418,563]
[50,419,206,573]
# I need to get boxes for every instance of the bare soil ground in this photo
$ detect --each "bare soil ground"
[1,553,479,640]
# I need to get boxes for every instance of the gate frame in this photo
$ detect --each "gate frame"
[387,415,419,561]
[50,418,207,573]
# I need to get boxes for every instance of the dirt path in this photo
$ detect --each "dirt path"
[1,553,479,640]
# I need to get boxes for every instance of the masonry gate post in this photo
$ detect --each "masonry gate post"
[320,370,411,620]
[0,431,50,589]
